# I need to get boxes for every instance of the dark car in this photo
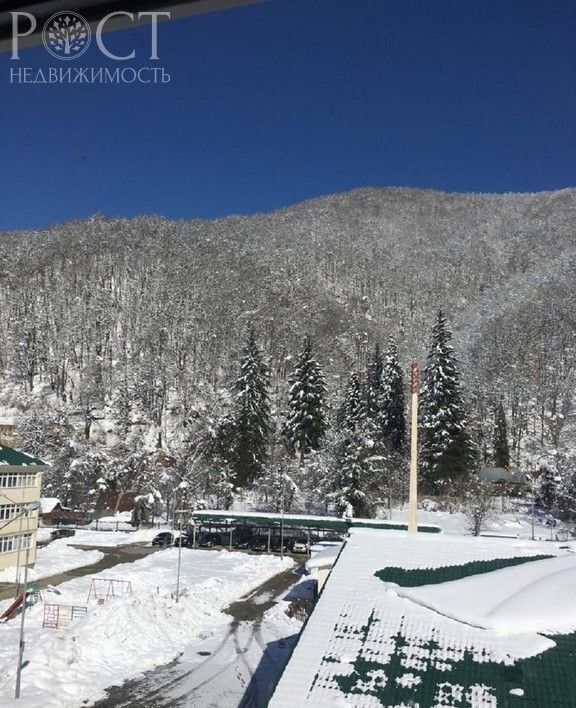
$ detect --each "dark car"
[248,536,268,552]
[174,532,194,547]
[270,538,288,553]
[197,532,221,548]
[152,532,174,547]
[51,528,76,539]
[233,538,251,550]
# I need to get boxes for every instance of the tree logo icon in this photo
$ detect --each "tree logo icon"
[42,12,91,60]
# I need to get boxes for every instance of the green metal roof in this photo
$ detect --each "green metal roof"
[190,510,441,534]
[0,444,46,467]
[269,530,572,708]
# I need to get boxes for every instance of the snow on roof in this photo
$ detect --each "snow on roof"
[0,444,46,467]
[305,544,342,571]
[269,529,573,708]
[397,554,576,635]
[191,510,441,534]
[39,497,60,514]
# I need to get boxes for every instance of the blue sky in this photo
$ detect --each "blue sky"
[0,0,575,230]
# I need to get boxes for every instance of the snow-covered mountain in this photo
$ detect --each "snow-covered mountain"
[0,186,574,475]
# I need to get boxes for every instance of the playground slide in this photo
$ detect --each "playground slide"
[0,593,25,621]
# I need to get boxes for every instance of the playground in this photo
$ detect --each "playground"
[0,544,294,708]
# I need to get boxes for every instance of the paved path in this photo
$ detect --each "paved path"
[90,568,305,708]
[0,543,158,602]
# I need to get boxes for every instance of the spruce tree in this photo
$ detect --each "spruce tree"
[338,371,362,431]
[335,371,383,518]
[365,342,384,421]
[230,329,271,488]
[380,338,406,452]
[284,335,328,461]
[492,402,510,469]
[420,310,476,488]
[337,432,374,518]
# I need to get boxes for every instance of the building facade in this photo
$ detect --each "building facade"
[0,445,45,573]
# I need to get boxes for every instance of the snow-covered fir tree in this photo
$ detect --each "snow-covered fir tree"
[338,371,363,431]
[365,342,384,421]
[258,458,299,512]
[333,371,385,518]
[230,328,272,487]
[283,335,328,461]
[492,402,510,469]
[380,337,406,452]
[419,310,476,489]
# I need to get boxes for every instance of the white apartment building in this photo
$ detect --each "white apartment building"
[0,445,45,573]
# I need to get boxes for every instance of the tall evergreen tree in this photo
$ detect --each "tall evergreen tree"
[420,310,476,488]
[284,335,328,461]
[380,338,406,452]
[492,402,510,469]
[365,342,384,421]
[338,371,363,431]
[230,329,271,487]
[334,371,384,518]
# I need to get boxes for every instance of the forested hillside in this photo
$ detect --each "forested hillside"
[1,187,575,514]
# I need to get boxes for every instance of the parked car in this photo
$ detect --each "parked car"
[174,532,194,547]
[270,538,288,553]
[51,528,76,539]
[292,539,309,554]
[197,532,221,548]
[233,538,251,550]
[152,532,174,547]
[248,536,268,552]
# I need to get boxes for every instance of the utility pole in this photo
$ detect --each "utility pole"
[15,540,30,699]
[174,508,187,603]
[408,362,419,533]
[15,500,40,699]
[280,469,285,561]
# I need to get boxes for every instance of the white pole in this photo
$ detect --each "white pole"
[175,514,183,603]
[15,537,30,699]
[13,486,27,600]
[531,475,535,541]
[408,363,419,533]
[280,482,285,561]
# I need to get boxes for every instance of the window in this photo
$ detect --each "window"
[0,504,21,521]
[0,533,32,554]
[0,473,38,488]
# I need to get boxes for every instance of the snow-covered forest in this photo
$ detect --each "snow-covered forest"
[1,186,575,519]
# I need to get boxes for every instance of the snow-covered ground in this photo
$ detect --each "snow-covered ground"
[0,540,103,584]
[387,498,569,541]
[89,571,311,708]
[0,548,293,708]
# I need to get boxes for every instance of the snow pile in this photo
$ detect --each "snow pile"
[0,540,103,584]
[36,527,54,543]
[89,512,134,531]
[65,528,161,547]
[397,554,576,635]
[0,548,293,707]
